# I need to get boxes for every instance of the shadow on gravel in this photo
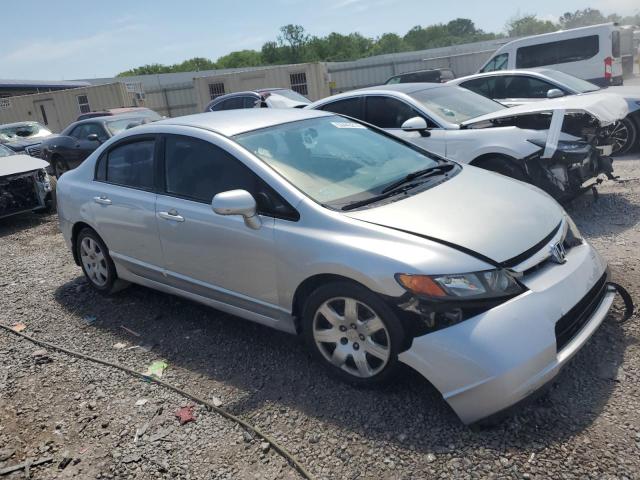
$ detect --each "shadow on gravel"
[0,212,53,239]
[52,276,629,455]
[566,190,640,239]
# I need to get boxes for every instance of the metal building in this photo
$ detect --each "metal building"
[192,63,331,111]
[0,83,143,133]
[0,79,91,98]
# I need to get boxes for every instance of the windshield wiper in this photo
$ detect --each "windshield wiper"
[380,163,454,194]
[340,184,419,211]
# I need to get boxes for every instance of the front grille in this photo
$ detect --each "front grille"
[0,173,40,218]
[554,273,608,352]
[25,144,42,158]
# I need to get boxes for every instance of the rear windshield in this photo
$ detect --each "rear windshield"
[409,86,505,124]
[541,70,600,93]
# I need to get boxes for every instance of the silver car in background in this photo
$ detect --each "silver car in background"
[56,109,619,424]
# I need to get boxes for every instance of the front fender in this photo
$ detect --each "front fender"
[446,127,543,164]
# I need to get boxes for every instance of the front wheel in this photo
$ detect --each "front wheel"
[302,282,405,385]
[609,117,638,156]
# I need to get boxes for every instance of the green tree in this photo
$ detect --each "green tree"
[507,14,557,37]
[371,33,407,55]
[447,18,477,37]
[118,63,172,76]
[278,24,310,63]
[216,50,262,69]
[559,8,607,29]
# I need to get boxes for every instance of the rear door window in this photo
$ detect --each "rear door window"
[105,139,155,190]
[612,30,621,58]
[318,97,364,120]
[516,35,599,68]
[503,76,558,98]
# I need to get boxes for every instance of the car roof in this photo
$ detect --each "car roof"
[450,69,554,83]
[154,109,333,137]
[72,113,154,126]
[357,83,446,94]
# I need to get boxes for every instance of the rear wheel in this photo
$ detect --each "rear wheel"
[76,228,127,295]
[609,117,637,156]
[302,282,404,385]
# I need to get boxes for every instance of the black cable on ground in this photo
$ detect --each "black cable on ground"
[0,324,315,480]
[607,282,635,323]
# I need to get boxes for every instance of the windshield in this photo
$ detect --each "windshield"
[0,122,52,140]
[541,70,600,93]
[234,115,441,207]
[409,86,504,124]
[105,117,149,135]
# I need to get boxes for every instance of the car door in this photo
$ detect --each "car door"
[363,95,448,157]
[498,75,563,107]
[155,133,281,311]
[68,123,109,168]
[91,135,165,280]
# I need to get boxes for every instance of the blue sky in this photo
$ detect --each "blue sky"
[2,0,638,80]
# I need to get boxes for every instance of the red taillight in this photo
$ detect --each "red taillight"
[604,56,613,81]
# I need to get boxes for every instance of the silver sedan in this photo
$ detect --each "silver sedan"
[56,109,617,424]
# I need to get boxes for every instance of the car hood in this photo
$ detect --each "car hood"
[462,92,628,127]
[0,154,49,176]
[1,137,43,150]
[587,86,640,114]
[344,166,563,264]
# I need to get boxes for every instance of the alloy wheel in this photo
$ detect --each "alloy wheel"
[609,120,629,154]
[313,297,391,378]
[80,237,109,287]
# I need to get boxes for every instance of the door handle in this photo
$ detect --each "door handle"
[158,209,185,222]
[93,196,112,205]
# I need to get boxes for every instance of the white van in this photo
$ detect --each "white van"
[479,23,623,86]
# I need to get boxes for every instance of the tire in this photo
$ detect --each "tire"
[301,281,405,385]
[609,117,638,156]
[52,156,70,178]
[76,228,127,295]
[44,175,57,213]
[474,156,528,182]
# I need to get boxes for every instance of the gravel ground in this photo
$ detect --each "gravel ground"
[1,155,640,479]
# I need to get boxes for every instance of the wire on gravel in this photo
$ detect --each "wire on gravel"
[0,323,315,480]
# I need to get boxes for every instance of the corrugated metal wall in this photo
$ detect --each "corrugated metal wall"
[326,38,509,93]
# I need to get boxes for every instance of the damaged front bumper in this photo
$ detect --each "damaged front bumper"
[396,241,615,425]
[0,169,53,219]
[524,140,614,202]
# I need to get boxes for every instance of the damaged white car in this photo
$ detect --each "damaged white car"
[0,149,56,219]
[307,84,628,201]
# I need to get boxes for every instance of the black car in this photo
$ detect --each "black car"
[384,68,456,85]
[40,112,161,177]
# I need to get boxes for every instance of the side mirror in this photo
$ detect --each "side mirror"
[87,133,102,143]
[212,189,261,230]
[400,116,430,137]
[547,88,565,99]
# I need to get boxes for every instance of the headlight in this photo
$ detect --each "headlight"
[396,269,523,300]
[527,138,590,153]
